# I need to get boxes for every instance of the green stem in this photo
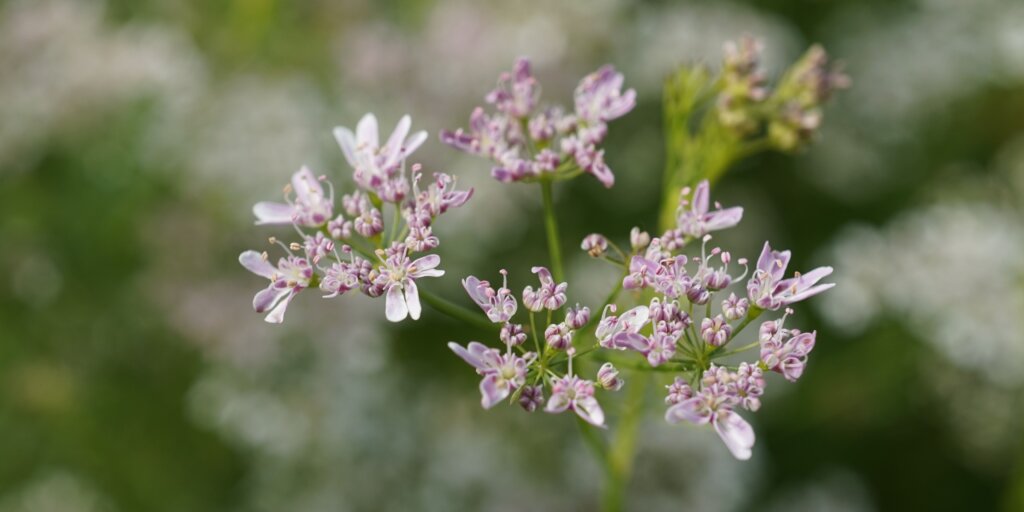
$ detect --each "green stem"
[726,306,763,345]
[601,372,649,512]
[419,290,496,331]
[386,203,401,245]
[715,340,760,358]
[540,179,565,283]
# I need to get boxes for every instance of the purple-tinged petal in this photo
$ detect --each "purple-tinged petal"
[239,250,278,279]
[292,166,324,204]
[589,156,615,188]
[404,130,428,156]
[409,254,443,278]
[253,284,289,313]
[252,202,296,225]
[545,391,571,414]
[713,411,755,460]
[780,357,805,382]
[477,348,502,371]
[702,206,744,231]
[264,290,298,324]
[782,282,836,304]
[692,180,710,215]
[665,397,711,425]
[618,306,650,332]
[756,242,791,282]
[384,115,411,156]
[573,396,606,427]
[404,279,421,320]
[448,341,493,370]
[790,331,816,356]
[531,266,554,285]
[799,266,834,285]
[385,284,408,322]
[333,126,358,167]
[613,332,652,352]
[479,374,510,409]
[462,276,489,308]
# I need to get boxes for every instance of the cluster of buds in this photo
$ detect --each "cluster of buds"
[711,37,849,151]
[767,45,851,152]
[450,267,620,427]
[240,114,473,323]
[440,57,636,188]
[717,37,769,134]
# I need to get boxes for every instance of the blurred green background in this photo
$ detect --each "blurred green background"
[1,0,1022,510]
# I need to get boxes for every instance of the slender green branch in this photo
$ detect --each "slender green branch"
[419,290,496,331]
[386,203,401,245]
[530,312,541,355]
[715,340,760,358]
[540,179,565,283]
[725,306,763,344]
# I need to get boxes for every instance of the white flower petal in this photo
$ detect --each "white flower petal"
[385,284,407,322]
[239,250,278,279]
[333,127,358,167]
[252,202,295,225]
[385,115,411,154]
[356,113,379,148]
[714,411,755,460]
[403,130,428,156]
[404,279,421,320]
[573,396,606,427]
[264,290,297,324]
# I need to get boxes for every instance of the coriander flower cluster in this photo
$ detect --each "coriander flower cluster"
[450,180,835,459]
[240,114,472,323]
[450,267,612,427]
[440,58,636,188]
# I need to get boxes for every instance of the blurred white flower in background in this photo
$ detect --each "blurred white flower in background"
[0,0,204,173]
[805,0,1024,199]
[176,76,333,213]
[819,201,1024,386]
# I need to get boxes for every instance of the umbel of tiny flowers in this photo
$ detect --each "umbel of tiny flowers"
[240,113,472,323]
[440,57,635,188]
[449,267,616,427]
[557,178,834,459]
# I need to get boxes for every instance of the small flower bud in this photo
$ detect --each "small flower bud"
[665,377,693,405]
[519,384,544,412]
[303,232,335,264]
[544,322,573,350]
[687,283,710,305]
[700,314,732,347]
[500,323,528,347]
[630,227,650,252]
[354,206,384,237]
[722,293,750,320]
[597,362,624,391]
[328,215,352,239]
[581,234,609,257]
[565,304,591,329]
